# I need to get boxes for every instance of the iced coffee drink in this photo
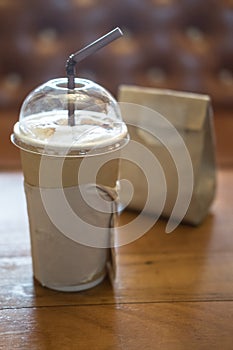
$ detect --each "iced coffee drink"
[12,78,128,291]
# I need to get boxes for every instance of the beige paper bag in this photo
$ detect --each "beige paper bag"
[118,85,216,226]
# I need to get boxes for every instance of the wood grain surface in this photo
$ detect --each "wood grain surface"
[0,170,233,349]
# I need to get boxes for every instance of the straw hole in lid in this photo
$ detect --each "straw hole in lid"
[56,82,86,89]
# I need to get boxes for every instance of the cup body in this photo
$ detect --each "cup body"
[20,147,119,291]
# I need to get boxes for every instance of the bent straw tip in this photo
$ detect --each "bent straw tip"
[114,27,123,36]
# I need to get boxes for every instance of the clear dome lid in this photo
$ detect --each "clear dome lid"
[12,78,128,156]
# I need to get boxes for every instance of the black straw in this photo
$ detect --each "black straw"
[66,28,123,127]
[66,56,76,126]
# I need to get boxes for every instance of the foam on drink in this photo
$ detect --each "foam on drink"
[13,110,128,155]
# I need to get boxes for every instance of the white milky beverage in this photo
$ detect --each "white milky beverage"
[13,110,128,155]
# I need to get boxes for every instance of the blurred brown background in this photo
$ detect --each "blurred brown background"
[0,0,232,168]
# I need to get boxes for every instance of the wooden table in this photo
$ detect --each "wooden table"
[0,170,233,350]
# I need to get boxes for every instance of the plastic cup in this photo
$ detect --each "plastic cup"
[11,78,128,291]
